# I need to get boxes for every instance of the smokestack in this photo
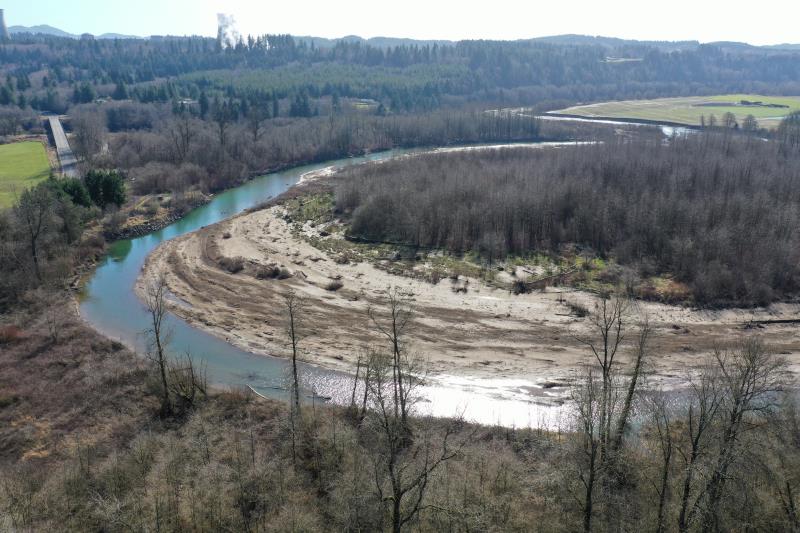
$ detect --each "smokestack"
[0,10,9,42]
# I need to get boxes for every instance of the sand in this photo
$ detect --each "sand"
[136,194,800,391]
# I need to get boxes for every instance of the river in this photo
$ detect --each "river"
[80,144,574,429]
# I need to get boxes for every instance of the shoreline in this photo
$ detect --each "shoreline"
[135,193,800,391]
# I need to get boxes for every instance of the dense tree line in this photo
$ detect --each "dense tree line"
[0,104,40,135]
[336,131,800,306]
[0,176,110,310]
[95,104,549,195]
[4,32,800,114]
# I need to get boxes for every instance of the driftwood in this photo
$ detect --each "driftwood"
[744,318,800,327]
[519,268,580,291]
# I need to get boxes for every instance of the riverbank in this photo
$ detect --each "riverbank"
[137,176,800,391]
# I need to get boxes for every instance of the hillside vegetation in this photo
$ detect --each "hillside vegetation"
[1,278,799,533]
[5,32,800,117]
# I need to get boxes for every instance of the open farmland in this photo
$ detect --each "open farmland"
[0,141,51,208]
[553,94,800,129]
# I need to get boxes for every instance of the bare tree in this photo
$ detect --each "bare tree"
[677,361,723,533]
[694,338,786,532]
[350,350,372,423]
[572,367,602,533]
[43,291,65,343]
[168,351,207,412]
[212,100,233,148]
[573,293,628,464]
[722,112,738,130]
[365,349,461,533]
[676,338,785,532]
[741,114,759,133]
[72,110,107,163]
[143,275,172,416]
[648,392,673,533]
[247,106,268,143]
[14,185,55,281]
[763,395,800,532]
[369,287,414,429]
[283,289,308,413]
[568,294,653,530]
[0,106,35,136]
[611,316,651,453]
[165,113,195,163]
[283,289,309,470]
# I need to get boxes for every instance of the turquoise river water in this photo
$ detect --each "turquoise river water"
[80,145,571,428]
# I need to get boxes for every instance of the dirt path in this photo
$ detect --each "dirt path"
[137,201,800,390]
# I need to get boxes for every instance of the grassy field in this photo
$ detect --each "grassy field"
[553,94,800,129]
[0,141,51,208]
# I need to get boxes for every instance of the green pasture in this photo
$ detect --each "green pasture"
[554,94,800,129]
[0,141,51,208]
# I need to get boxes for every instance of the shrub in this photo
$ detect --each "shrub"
[0,394,20,408]
[218,256,245,274]
[0,325,24,344]
[103,208,127,235]
[566,300,589,317]
[256,265,281,279]
[277,267,293,279]
[325,280,344,291]
[511,279,530,295]
[143,199,160,216]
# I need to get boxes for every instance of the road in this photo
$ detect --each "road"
[47,116,78,178]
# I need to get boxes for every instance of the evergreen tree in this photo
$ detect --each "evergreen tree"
[84,170,126,208]
[0,86,12,106]
[54,177,92,208]
[199,91,210,119]
[112,82,129,100]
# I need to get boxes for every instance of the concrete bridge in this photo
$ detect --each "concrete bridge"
[47,116,78,178]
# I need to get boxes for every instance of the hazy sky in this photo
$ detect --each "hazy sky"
[4,0,799,45]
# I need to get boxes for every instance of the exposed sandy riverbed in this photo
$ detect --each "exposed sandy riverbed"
[136,176,800,392]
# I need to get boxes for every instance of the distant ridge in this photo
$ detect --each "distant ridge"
[9,24,74,38]
[294,35,455,48]
[297,33,800,53]
[529,34,700,51]
[8,24,139,39]
[5,25,800,51]
[765,43,800,51]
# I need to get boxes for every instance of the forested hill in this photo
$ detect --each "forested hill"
[4,32,800,114]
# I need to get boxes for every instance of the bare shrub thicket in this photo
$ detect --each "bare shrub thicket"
[217,255,245,273]
[0,105,40,136]
[1,285,798,531]
[0,184,85,310]
[144,276,206,417]
[550,293,793,532]
[336,134,800,306]
[107,108,551,196]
